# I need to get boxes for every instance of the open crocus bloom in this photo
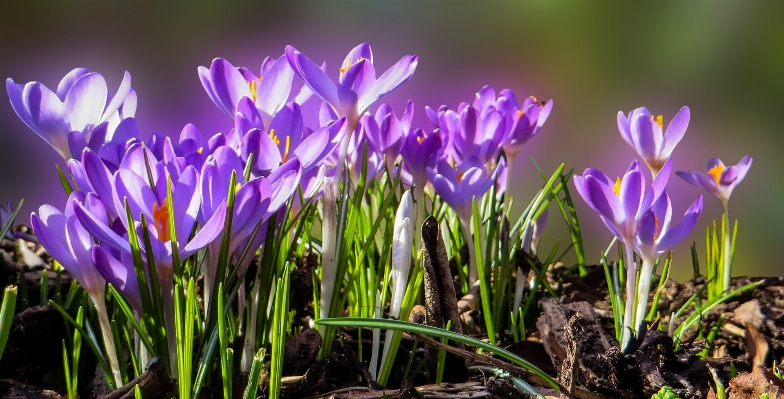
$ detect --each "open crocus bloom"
[7,69,136,160]
[285,43,418,127]
[676,156,752,206]
[198,56,295,126]
[617,106,689,178]
[572,159,670,245]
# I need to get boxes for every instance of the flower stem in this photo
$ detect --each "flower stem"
[633,257,656,337]
[90,291,123,388]
[460,217,479,287]
[620,239,637,353]
[722,201,731,292]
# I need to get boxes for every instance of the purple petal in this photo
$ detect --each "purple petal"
[657,195,703,250]
[661,106,689,157]
[102,71,133,123]
[73,201,132,253]
[182,200,226,258]
[256,56,295,122]
[56,68,91,100]
[358,54,418,112]
[285,46,339,108]
[617,111,634,147]
[64,73,108,132]
[92,245,142,312]
[630,112,656,160]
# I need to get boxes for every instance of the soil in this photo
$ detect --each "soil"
[1,231,783,399]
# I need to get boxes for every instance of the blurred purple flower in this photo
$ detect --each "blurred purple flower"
[617,106,689,177]
[499,92,552,161]
[676,156,752,206]
[7,69,137,159]
[427,157,505,222]
[363,101,414,170]
[401,128,447,195]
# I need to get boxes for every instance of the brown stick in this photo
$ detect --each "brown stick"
[98,358,176,399]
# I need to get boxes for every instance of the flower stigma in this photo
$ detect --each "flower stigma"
[152,199,171,242]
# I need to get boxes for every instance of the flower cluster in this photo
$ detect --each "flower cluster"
[574,106,752,351]
[6,43,552,380]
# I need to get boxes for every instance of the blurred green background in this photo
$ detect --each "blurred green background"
[1,1,782,281]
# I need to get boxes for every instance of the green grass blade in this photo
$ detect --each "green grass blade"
[318,318,560,390]
[0,286,17,360]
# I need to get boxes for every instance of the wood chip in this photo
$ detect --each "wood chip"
[744,322,769,367]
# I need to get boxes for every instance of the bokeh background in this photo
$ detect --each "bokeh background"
[1,1,782,281]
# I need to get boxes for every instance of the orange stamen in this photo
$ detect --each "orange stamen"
[152,199,171,242]
[707,164,725,185]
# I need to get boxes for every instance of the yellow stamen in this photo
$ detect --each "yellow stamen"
[152,199,171,242]
[416,135,425,144]
[707,164,725,185]
[235,182,242,193]
[281,136,291,164]
[340,56,365,74]
[612,177,622,196]
[268,129,280,146]
[197,147,204,155]
[456,171,465,184]
[530,95,538,103]
[653,115,663,128]
[248,80,257,103]
[517,109,525,118]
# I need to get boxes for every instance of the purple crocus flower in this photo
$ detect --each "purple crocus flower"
[199,56,295,126]
[445,103,506,165]
[237,96,344,178]
[676,155,752,292]
[7,69,136,160]
[286,43,418,183]
[400,128,447,199]
[617,106,689,177]
[629,190,702,338]
[676,156,752,206]
[572,159,670,246]
[363,101,414,170]
[428,157,505,285]
[572,158,670,350]
[92,245,143,313]
[31,191,126,385]
[31,191,107,295]
[285,43,418,127]
[498,91,552,162]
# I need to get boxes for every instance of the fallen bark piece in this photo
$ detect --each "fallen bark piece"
[634,330,674,392]
[311,382,489,398]
[98,358,175,399]
[536,298,619,391]
[723,365,784,399]
[558,313,580,399]
[744,322,769,367]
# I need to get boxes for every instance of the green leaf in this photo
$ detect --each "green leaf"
[317,317,560,390]
[0,286,17,360]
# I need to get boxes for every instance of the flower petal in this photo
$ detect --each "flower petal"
[65,72,108,132]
